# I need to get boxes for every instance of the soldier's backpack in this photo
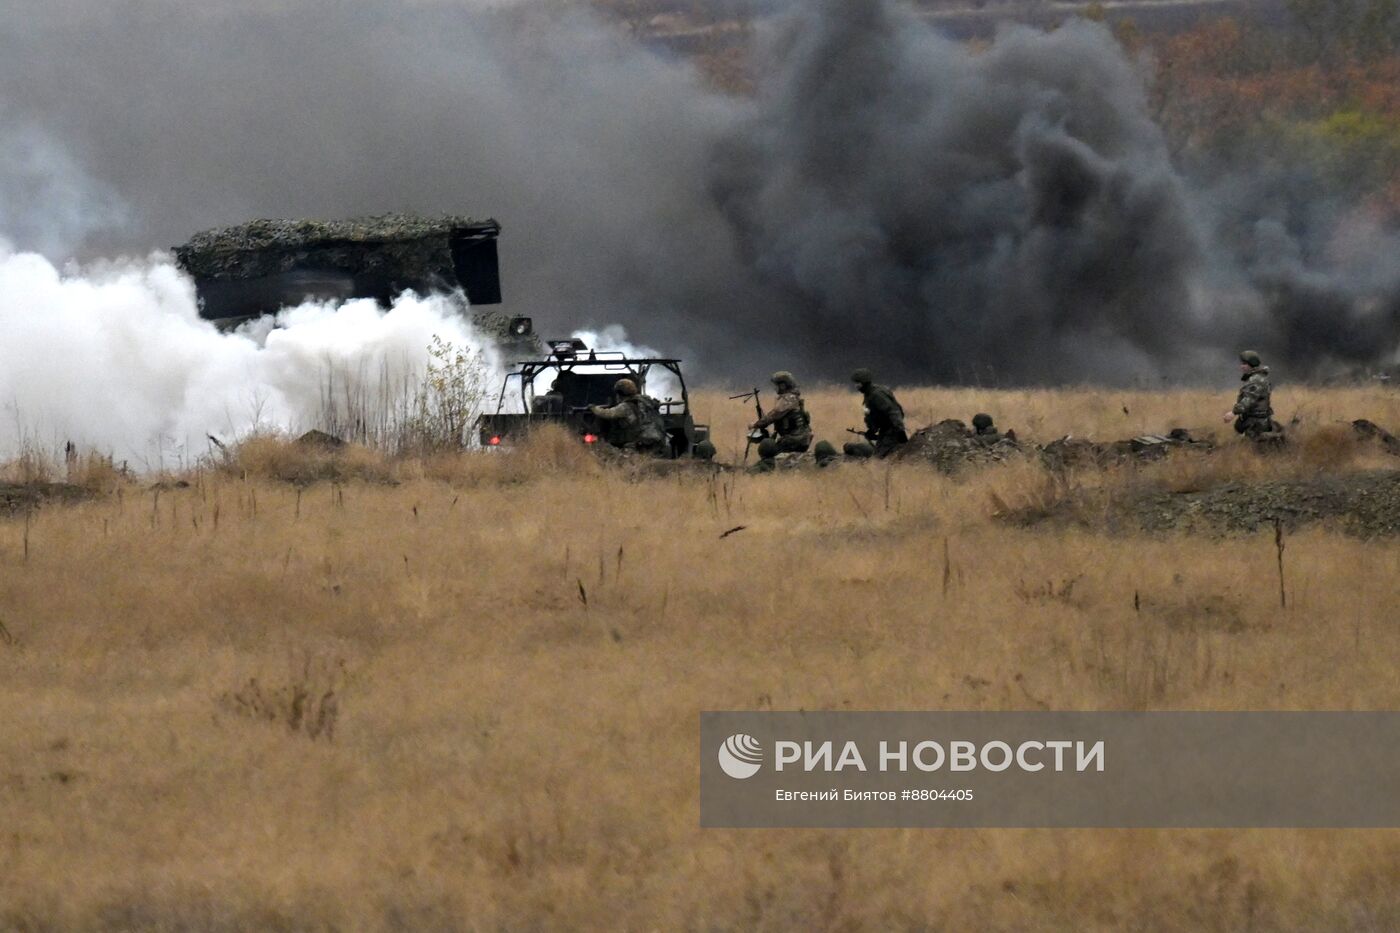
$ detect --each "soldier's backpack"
[634,396,668,449]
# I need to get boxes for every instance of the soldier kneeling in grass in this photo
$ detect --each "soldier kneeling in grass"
[844,368,908,459]
[1223,351,1284,442]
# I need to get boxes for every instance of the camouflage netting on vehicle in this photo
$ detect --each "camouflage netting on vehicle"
[173,214,486,283]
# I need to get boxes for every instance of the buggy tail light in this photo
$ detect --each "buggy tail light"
[583,433,599,444]
[488,435,502,446]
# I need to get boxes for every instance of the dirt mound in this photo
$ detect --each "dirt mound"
[895,419,1023,473]
[1001,470,1400,538]
[892,421,1214,475]
[1353,419,1400,456]
[0,483,94,515]
[1129,471,1400,537]
[295,429,347,450]
[1040,429,1215,470]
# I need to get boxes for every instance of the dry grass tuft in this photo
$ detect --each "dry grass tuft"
[217,433,396,485]
[219,652,346,741]
[413,423,606,487]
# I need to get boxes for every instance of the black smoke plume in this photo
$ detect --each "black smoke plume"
[0,0,1396,384]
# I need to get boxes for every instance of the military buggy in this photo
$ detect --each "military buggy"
[478,338,713,459]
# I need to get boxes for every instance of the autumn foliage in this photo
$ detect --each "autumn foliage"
[1141,10,1400,213]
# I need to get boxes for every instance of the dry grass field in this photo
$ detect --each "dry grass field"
[3,384,1400,931]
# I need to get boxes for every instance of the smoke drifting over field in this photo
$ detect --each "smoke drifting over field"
[0,245,498,462]
[0,0,1396,438]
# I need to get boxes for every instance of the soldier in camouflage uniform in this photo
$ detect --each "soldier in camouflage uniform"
[971,413,1017,445]
[750,371,813,460]
[590,378,668,454]
[1223,351,1280,440]
[844,368,908,459]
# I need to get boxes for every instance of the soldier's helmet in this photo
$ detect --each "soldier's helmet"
[770,371,796,389]
[1239,350,1262,368]
[757,437,781,460]
[972,413,995,432]
[613,378,639,397]
[850,368,874,385]
[814,440,839,463]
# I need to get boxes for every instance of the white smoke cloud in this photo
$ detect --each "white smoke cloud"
[0,244,502,466]
[570,324,683,401]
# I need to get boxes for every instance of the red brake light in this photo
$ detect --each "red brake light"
[488,435,502,446]
[583,433,598,444]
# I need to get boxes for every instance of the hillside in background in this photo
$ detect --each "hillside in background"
[589,0,1400,220]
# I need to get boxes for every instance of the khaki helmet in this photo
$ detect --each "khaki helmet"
[1239,350,1262,368]
[613,378,639,397]
[851,368,874,385]
[770,371,796,389]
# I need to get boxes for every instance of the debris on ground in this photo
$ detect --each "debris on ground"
[745,451,837,474]
[1352,419,1400,456]
[1040,428,1215,470]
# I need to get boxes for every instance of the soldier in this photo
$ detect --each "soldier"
[589,378,668,454]
[534,377,566,414]
[1223,351,1279,440]
[970,413,1016,445]
[844,368,907,459]
[750,371,813,459]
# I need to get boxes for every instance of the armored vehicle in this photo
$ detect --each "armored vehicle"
[173,214,539,356]
[478,338,713,459]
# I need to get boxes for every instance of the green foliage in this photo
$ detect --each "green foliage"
[406,335,491,452]
[1313,108,1400,145]
[1276,107,1400,192]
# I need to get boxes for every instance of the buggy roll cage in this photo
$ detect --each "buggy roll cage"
[491,342,693,417]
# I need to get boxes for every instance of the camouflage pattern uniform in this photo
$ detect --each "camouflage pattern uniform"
[1232,352,1278,439]
[752,372,812,456]
[844,369,907,459]
[590,379,668,454]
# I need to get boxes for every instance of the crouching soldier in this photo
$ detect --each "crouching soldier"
[589,378,668,455]
[751,371,813,463]
[1223,351,1282,441]
[844,368,908,459]
[971,413,1016,445]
